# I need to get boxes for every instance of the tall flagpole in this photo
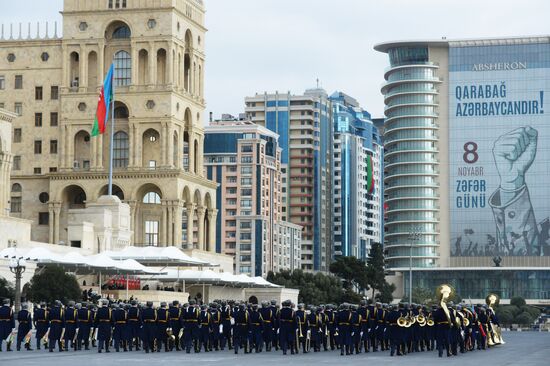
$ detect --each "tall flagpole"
[108,67,115,196]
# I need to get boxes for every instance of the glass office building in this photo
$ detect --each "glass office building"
[376,37,550,303]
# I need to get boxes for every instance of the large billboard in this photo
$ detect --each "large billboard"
[450,43,550,257]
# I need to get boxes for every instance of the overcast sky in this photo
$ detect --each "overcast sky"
[2,0,550,118]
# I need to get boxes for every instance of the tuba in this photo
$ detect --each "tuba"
[417,314,426,327]
[397,316,407,327]
[436,284,454,326]
[427,318,435,327]
[166,327,176,342]
[486,293,504,345]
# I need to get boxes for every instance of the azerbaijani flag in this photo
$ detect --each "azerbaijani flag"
[366,155,375,194]
[92,63,115,136]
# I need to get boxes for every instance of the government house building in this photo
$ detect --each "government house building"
[0,0,218,250]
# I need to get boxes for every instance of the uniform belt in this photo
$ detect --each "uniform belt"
[361,320,368,323]
[129,319,139,321]
[51,320,62,323]
[378,320,384,323]
[116,321,126,324]
[237,323,248,326]
[201,323,209,325]
[158,320,167,323]
[144,320,156,323]
[389,322,397,325]
[66,320,76,323]
[252,323,260,326]
[225,318,231,320]
[170,318,180,321]
[438,321,449,324]
[186,319,198,322]
[79,320,90,323]
[281,319,293,322]
[37,320,48,323]
[264,320,271,323]
[339,322,349,325]
[19,320,29,323]
[100,320,111,323]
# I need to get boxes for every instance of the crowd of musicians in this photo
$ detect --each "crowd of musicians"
[0,298,504,357]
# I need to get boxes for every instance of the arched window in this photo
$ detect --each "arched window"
[113,131,129,168]
[11,183,22,192]
[143,192,161,204]
[114,105,129,118]
[114,51,131,86]
[112,25,131,39]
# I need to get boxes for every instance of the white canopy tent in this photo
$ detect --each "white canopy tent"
[104,246,215,267]
[142,268,280,288]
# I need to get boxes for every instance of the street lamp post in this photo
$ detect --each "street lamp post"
[408,228,421,304]
[8,239,26,312]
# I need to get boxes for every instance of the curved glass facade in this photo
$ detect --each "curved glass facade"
[382,49,441,269]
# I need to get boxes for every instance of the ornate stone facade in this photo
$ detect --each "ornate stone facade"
[0,0,217,249]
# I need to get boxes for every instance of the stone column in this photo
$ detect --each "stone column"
[166,200,173,246]
[48,203,55,243]
[161,200,168,245]
[161,122,168,167]
[127,200,137,244]
[149,42,156,86]
[98,42,105,85]
[62,45,69,87]
[133,124,141,168]
[131,43,138,86]
[188,133,195,174]
[167,126,174,168]
[196,206,206,251]
[207,208,218,252]
[67,126,74,169]
[177,126,183,170]
[167,47,174,86]
[97,133,104,169]
[173,200,183,247]
[198,135,204,177]
[186,202,195,249]
[80,45,87,90]
[53,202,62,245]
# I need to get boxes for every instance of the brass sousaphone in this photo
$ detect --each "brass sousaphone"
[436,284,455,326]
[486,293,505,345]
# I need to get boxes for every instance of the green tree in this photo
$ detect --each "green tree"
[26,267,81,304]
[267,269,344,305]
[366,243,386,299]
[377,281,396,304]
[411,287,434,305]
[510,296,526,307]
[0,277,15,301]
[497,309,514,324]
[329,256,369,292]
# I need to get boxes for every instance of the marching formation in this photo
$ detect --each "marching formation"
[0,291,505,358]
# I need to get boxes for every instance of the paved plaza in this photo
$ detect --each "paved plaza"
[0,332,548,366]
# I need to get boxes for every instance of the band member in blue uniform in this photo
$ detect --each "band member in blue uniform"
[232,303,249,354]
[112,303,127,352]
[295,303,307,354]
[182,299,200,353]
[141,301,157,353]
[220,301,232,350]
[386,304,402,356]
[95,300,113,353]
[336,303,352,356]
[156,302,169,352]
[127,300,141,351]
[249,304,263,353]
[48,300,64,353]
[198,304,211,352]
[168,300,182,351]
[63,301,78,351]
[76,302,92,350]
[33,302,49,351]
[259,301,274,351]
[277,300,295,355]
[16,303,32,351]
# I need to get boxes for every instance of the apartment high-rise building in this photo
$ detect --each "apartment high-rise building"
[204,120,302,276]
[0,0,218,250]
[376,36,550,303]
[245,89,332,271]
[330,92,383,260]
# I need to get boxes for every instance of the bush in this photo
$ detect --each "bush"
[510,296,526,307]
[26,267,81,304]
[515,312,534,325]
[520,305,541,319]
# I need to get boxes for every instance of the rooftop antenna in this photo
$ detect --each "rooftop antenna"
[9,23,13,40]
[45,22,49,39]
[316,78,319,88]
[54,21,58,38]
[27,22,31,39]
[18,22,22,39]
[1,25,4,40]
[36,22,40,39]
